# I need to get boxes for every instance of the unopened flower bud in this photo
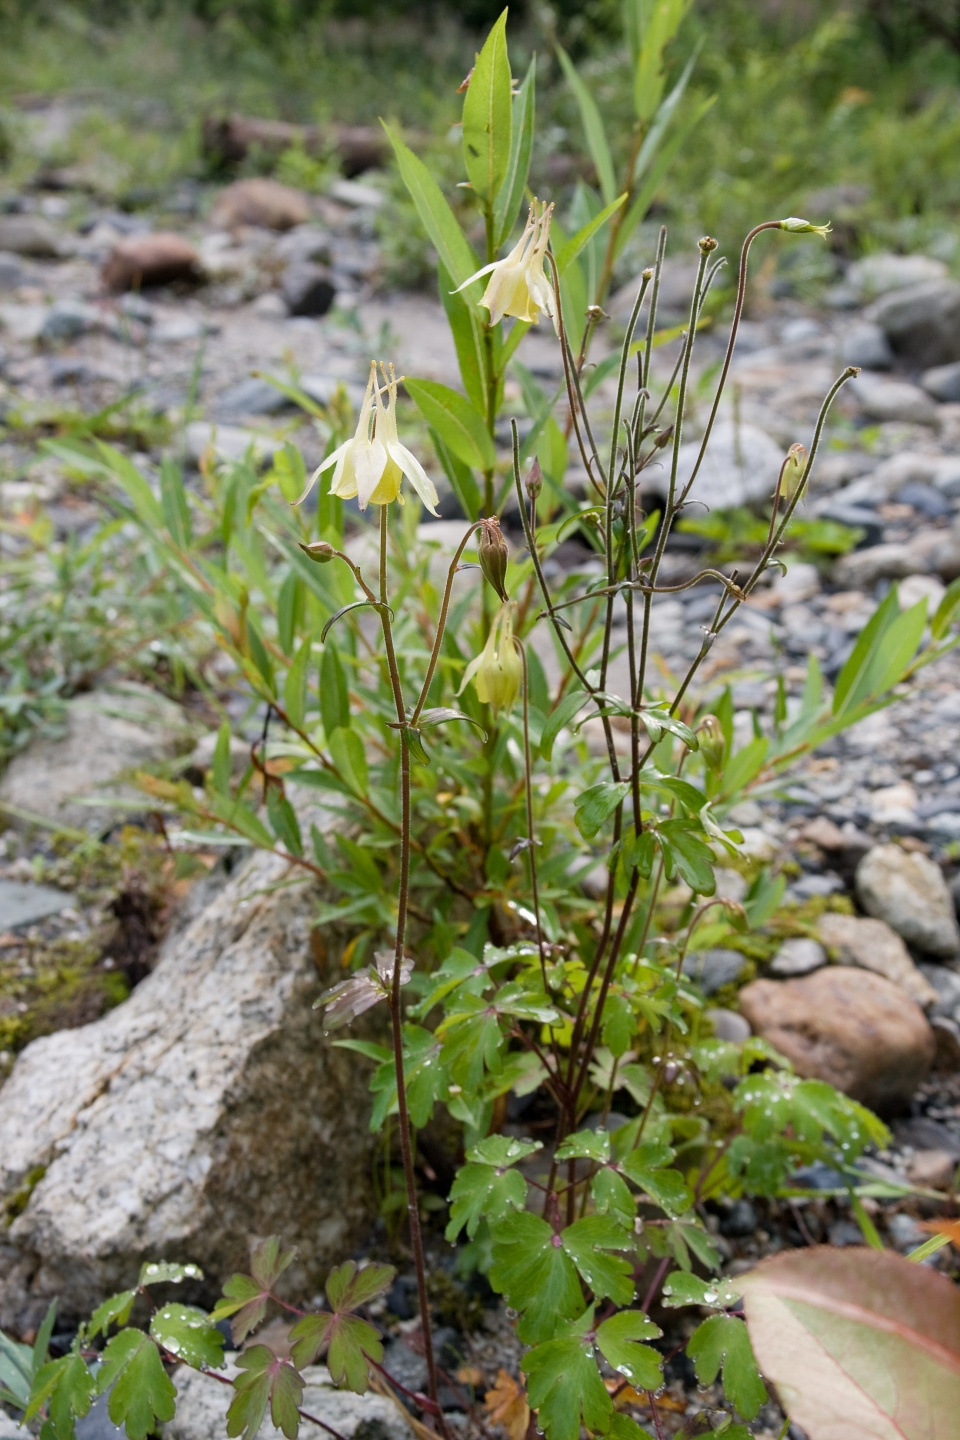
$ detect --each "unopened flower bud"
[299,540,336,564]
[779,442,807,503]
[699,236,718,254]
[478,516,509,602]
[779,216,832,239]
[641,267,653,282]
[654,425,674,449]
[697,714,725,771]
[525,459,543,501]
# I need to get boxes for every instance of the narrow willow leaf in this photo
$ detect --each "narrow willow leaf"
[462,8,512,201]
[494,57,536,247]
[382,124,479,287]
[405,378,496,472]
[555,45,617,205]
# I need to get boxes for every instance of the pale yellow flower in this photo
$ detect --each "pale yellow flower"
[295,362,439,514]
[459,602,522,714]
[455,200,556,329]
[779,216,832,239]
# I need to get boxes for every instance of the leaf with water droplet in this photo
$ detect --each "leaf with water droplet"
[150,1304,224,1369]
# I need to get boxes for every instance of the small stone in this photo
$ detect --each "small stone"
[815,500,884,547]
[898,573,946,611]
[788,874,845,901]
[281,260,336,317]
[682,948,747,995]
[738,967,935,1113]
[719,1199,757,1237]
[918,961,960,1018]
[0,880,72,929]
[848,373,939,426]
[770,561,821,604]
[895,482,951,519]
[211,177,311,231]
[39,300,100,342]
[834,542,929,590]
[921,361,960,404]
[327,177,384,209]
[216,376,292,417]
[799,817,847,851]
[770,937,826,977]
[817,912,938,1008]
[706,1007,751,1042]
[886,1212,926,1252]
[868,780,920,827]
[930,1015,960,1070]
[841,320,893,371]
[906,1149,957,1190]
[866,279,960,368]
[856,844,960,958]
[0,214,65,257]
[0,250,27,288]
[828,1219,865,1247]
[167,1362,412,1440]
[102,233,203,291]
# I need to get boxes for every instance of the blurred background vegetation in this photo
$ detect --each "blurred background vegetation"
[0,1,958,271]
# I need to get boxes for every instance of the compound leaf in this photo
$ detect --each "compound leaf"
[227,1346,304,1440]
[98,1331,177,1440]
[521,1314,613,1440]
[596,1311,663,1389]
[561,1215,635,1306]
[27,1353,96,1440]
[490,1212,583,1342]
[88,1292,136,1339]
[687,1314,766,1421]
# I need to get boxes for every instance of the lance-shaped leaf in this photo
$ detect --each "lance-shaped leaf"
[521,1311,613,1440]
[26,1352,96,1440]
[494,57,536,247]
[462,7,512,201]
[740,1245,960,1440]
[289,1261,395,1392]
[595,1310,663,1389]
[687,1314,766,1421]
[97,1331,177,1440]
[446,1137,541,1241]
[227,1346,304,1440]
[150,1304,225,1369]
[211,1236,298,1343]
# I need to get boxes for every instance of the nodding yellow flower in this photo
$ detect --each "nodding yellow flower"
[459,602,522,715]
[455,200,556,329]
[779,216,832,240]
[295,361,439,515]
[779,442,808,502]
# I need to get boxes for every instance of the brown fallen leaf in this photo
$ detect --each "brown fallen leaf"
[456,1366,485,1389]
[920,1217,960,1247]
[484,1368,530,1440]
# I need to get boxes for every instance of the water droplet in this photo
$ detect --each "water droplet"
[505,1307,518,1320]
[702,1289,718,1304]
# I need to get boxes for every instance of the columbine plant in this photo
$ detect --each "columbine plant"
[26,9,960,1440]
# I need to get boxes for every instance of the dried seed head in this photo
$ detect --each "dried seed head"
[299,540,336,564]
[478,516,509,602]
[697,714,725,771]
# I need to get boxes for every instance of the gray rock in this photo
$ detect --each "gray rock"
[918,962,960,1019]
[75,1394,127,1440]
[705,1007,751,1042]
[646,421,785,510]
[840,450,960,503]
[328,178,385,210]
[0,880,72,930]
[847,373,939,426]
[818,912,938,1007]
[166,1362,411,1440]
[185,422,279,467]
[719,1199,757,1237]
[846,253,947,300]
[866,279,960,368]
[841,321,893,371]
[0,1416,29,1440]
[921,361,960,404]
[0,252,27,289]
[682,948,747,994]
[787,874,845,901]
[815,501,883,547]
[895,481,950,518]
[216,376,292,417]
[39,301,101,343]
[856,844,960,958]
[282,262,336,318]
[0,215,65,258]
[0,681,195,833]
[887,1213,926,1252]
[828,1220,865,1248]
[833,542,929,589]
[0,846,380,1332]
[769,937,826,977]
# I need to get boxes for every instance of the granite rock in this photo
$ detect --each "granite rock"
[817,911,938,1007]
[856,844,960,958]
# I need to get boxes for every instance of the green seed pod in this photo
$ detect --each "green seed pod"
[697,714,725,771]
[478,516,509,602]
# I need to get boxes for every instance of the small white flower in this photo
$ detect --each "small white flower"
[456,199,556,329]
[295,361,439,514]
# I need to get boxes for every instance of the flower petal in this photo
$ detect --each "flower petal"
[451,260,500,294]
[353,439,388,510]
[294,441,348,504]
[389,443,440,516]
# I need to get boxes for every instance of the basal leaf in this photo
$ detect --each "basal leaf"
[740,1246,960,1440]
[561,1215,635,1306]
[27,1353,96,1440]
[521,1315,613,1440]
[88,1291,136,1339]
[595,1310,663,1388]
[687,1314,766,1421]
[469,1135,543,1167]
[621,1144,692,1217]
[150,1304,225,1369]
[540,690,588,761]
[98,1331,177,1440]
[490,1212,584,1342]
[228,1347,304,1440]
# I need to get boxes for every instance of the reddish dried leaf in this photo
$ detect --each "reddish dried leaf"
[484,1369,530,1440]
[740,1245,960,1440]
